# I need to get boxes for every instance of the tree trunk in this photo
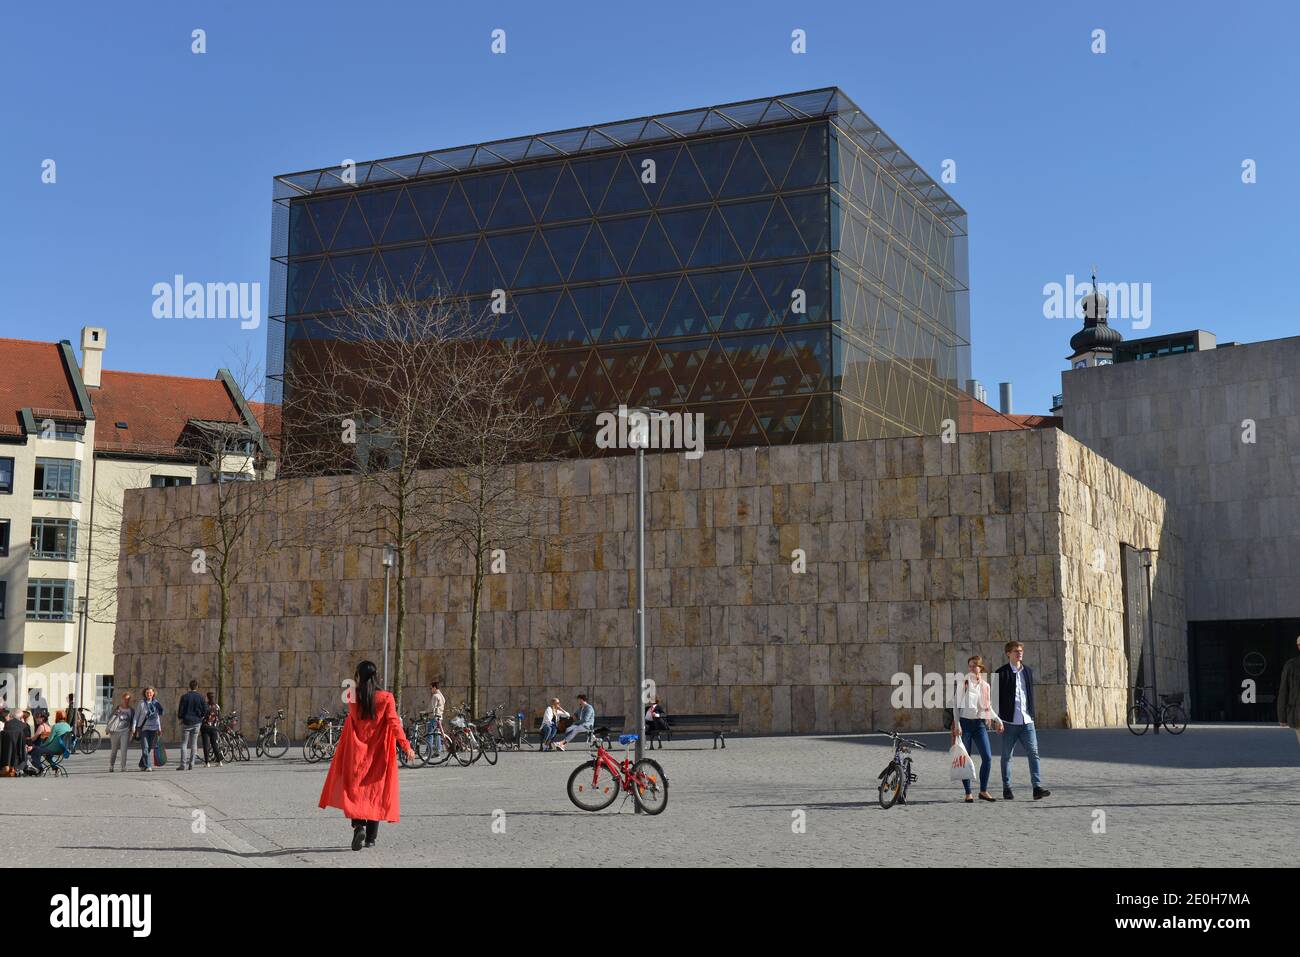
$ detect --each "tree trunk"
[394,542,407,715]
[217,583,229,708]
[469,534,484,716]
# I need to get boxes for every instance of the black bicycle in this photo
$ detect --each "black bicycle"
[74,708,101,755]
[876,728,926,809]
[1127,688,1188,735]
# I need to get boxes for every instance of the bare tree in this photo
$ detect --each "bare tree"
[280,281,569,714]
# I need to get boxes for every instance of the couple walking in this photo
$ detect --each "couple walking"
[950,641,1051,802]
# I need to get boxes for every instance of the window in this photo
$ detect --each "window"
[26,579,75,622]
[0,519,8,557]
[150,475,193,488]
[30,517,78,560]
[34,458,80,500]
[0,457,12,494]
[41,422,85,442]
[1096,358,1113,366]
[94,675,114,722]
[218,471,254,483]
[1073,359,1087,369]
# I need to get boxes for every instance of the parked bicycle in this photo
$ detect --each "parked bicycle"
[303,710,344,763]
[1127,688,1188,735]
[255,709,292,758]
[218,712,250,763]
[468,706,501,766]
[566,731,667,814]
[446,705,482,766]
[876,728,925,809]
[414,710,455,767]
[74,707,101,755]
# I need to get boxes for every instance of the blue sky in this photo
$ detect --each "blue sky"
[2,1,1296,412]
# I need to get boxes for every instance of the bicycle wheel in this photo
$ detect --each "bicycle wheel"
[479,732,499,766]
[631,758,668,814]
[1127,705,1151,736]
[451,729,476,766]
[303,731,320,763]
[567,760,622,811]
[878,762,904,809]
[264,729,290,759]
[424,732,453,767]
[236,736,250,762]
[1162,705,1188,735]
[78,729,101,755]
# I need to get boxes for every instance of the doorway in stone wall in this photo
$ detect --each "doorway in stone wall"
[1119,543,1150,706]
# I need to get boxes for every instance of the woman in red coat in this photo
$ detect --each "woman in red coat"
[319,660,414,850]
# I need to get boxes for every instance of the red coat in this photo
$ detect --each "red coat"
[318,691,412,822]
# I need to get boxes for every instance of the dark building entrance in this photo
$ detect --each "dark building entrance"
[1189,619,1300,721]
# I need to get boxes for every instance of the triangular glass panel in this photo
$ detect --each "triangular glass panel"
[718,333,772,395]
[596,119,649,146]
[719,136,773,199]
[539,128,588,153]
[598,343,650,401]
[487,230,531,287]
[542,291,590,346]
[382,189,425,243]
[656,109,709,136]
[758,99,800,124]
[751,125,807,190]
[699,112,740,133]
[658,278,710,339]
[515,230,563,288]
[688,270,743,332]
[461,238,503,294]
[380,246,431,299]
[545,348,589,404]
[659,338,711,402]
[289,201,325,256]
[785,124,830,189]
[752,396,808,445]
[462,172,506,228]
[356,189,400,243]
[785,193,829,253]
[752,333,801,397]
[600,154,651,214]
[573,350,618,413]
[330,197,372,251]
[657,148,711,207]
[717,271,775,334]
[568,284,615,341]
[688,136,741,197]
[512,289,561,343]
[515,164,562,221]
[568,227,619,283]
[750,260,806,326]
[433,181,477,237]
[785,327,831,393]
[541,222,590,280]
[596,284,651,343]
[628,146,679,205]
[730,402,766,448]
[569,155,619,214]
[753,200,805,260]
[430,237,476,291]
[406,182,449,236]
[688,340,744,403]
[488,174,533,229]
[326,252,375,308]
[430,146,477,171]
[286,259,323,314]
[688,207,743,268]
[626,275,680,335]
[794,395,832,443]
[719,198,772,260]
[657,206,709,264]
[599,214,649,273]
[301,259,339,314]
[716,99,769,126]
[782,90,835,117]
[628,345,676,407]
[523,138,562,160]
[700,401,742,448]
[628,215,681,275]
[542,164,590,222]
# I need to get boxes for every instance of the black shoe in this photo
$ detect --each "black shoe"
[364,840,376,848]
[1033,788,1051,800]
[351,826,366,851]
[1003,788,1015,800]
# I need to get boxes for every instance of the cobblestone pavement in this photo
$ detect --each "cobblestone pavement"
[8,725,1297,867]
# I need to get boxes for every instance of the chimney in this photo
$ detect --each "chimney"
[80,327,106,388]
[999,382,1013,415]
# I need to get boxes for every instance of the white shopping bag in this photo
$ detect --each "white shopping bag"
[949,740,974,782]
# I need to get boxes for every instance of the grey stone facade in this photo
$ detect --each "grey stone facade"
[1064,335,1300,622]
[113,431,1183,734]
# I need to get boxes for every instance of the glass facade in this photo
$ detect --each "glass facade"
[270,89,969,456]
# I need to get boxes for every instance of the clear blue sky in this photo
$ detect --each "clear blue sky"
[3,1,1296,412]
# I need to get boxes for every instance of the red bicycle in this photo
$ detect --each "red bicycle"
[566,731,668,814]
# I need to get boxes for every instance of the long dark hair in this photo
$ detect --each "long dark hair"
[355,660,380,720]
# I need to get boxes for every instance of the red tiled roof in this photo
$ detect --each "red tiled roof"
[0,337,82,436]
[958,394,1061,433]
[92,370,245,457]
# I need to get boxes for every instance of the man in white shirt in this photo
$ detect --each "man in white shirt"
[426,680,446,756]
[993,641,1050,800]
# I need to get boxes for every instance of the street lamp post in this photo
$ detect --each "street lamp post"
[382,545,397,689]
[1142,548,1159,733]
[73,596,88,719]
[624,406,654,813]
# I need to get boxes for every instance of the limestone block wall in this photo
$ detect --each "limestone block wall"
[113,430,1183,736]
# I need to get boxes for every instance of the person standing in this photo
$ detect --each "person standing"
[318,660,413,851]
[1279,633,1300,747]
[176,680,207,771]
[425,680,446,757]
[106,692,134,772]
[200,692,223,767]
[133,687,165,771]
[951,655,1004,802]
[995,641,1050,800]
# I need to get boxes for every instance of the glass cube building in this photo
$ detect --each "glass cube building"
[268,88,969,455]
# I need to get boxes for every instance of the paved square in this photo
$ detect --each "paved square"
[9,726,1298,867]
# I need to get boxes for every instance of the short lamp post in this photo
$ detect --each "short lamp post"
[1141,548,1159,733]
[382,545,397,689]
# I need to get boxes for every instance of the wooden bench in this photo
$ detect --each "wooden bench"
[647,713,740,749]
[528,715,625,750]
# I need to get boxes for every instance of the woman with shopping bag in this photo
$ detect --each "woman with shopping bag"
[951,655,1003,803]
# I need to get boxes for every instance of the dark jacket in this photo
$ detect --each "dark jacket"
[995,663,1036,723]
[1280,656,1300,729]
[178,691,208,727]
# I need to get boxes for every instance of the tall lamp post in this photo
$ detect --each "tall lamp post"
[623,406,655,812]
[1141,548,1159,733]
[382,544,397,689]
[73,596,89,720]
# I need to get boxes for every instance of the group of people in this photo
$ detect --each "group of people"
[0,706,74,775]
[102,681,227,771]
[948,641,1051,802]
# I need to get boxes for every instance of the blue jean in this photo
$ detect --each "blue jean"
[540,722,556,747]
[958,717,992,794]
[425,718,443,754]
[1000,722,1043,790]
[139,729,159,768]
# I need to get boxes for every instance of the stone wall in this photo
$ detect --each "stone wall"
[113,430,1184,735]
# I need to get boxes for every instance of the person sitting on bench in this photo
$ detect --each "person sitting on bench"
[31,710,73,772]
[553,694,595,751]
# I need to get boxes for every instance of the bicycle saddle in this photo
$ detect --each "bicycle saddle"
[618,733,639,745]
